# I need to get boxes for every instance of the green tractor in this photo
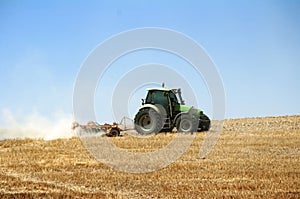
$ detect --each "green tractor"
[134,87,210,134]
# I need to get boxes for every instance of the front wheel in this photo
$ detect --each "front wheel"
[176,115,198,133]
[198,114,211,131]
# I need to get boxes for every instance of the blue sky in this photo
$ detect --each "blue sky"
[0,0,299,124]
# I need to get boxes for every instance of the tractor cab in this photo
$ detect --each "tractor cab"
[144,88,182,118]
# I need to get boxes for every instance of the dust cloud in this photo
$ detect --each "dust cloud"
[0,109,75,140]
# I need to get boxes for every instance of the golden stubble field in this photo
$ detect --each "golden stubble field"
[0,116,299,198]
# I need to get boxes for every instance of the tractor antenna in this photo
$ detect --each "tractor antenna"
[162,82,165,88]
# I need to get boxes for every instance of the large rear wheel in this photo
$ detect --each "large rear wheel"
[134,108,163,134]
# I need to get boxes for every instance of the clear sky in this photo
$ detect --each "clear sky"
[0,0,299,125]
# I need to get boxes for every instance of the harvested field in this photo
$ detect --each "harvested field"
[0,116,299,198]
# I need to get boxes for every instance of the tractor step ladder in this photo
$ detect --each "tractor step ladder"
[163,117,172,129]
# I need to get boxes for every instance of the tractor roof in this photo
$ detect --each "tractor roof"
[146,88,177,92]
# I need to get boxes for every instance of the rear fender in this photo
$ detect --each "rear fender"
[174,106,196,123]
[138,104,167,117]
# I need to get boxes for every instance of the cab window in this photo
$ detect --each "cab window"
[146,90,168,105]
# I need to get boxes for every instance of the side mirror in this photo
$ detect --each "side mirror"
[141,99,145,105]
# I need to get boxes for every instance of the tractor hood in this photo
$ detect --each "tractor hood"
[175,104,202,114]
